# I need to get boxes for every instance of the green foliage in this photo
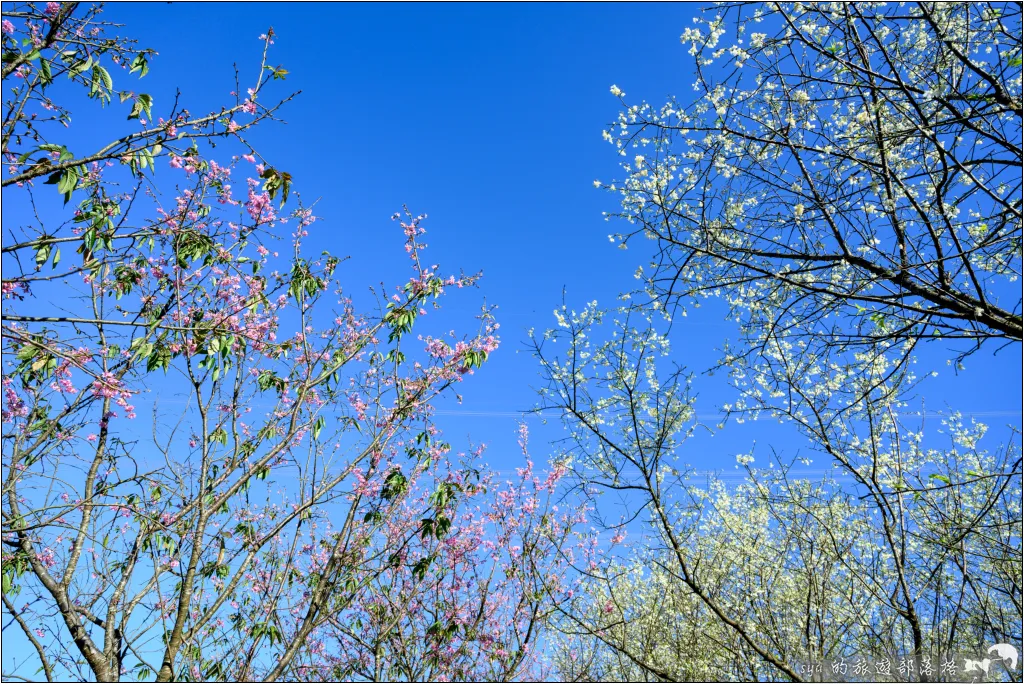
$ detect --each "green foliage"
[260,167,291,207]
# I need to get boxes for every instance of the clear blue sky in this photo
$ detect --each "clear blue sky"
[11,1,1024,481]
[90,1,752,476]
[2,4,1021,679]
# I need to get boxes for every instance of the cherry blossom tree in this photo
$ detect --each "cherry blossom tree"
[2,4,572,681]
[282,426,578,683]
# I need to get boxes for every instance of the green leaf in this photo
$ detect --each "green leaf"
[412,557,431,581]
[129,53,149,78]
[39,57,52,86]
[131,338,154,362]
[128,94,153,121]
[381,471,408,501]
[97,65,113,90]
[68,55,92,78]
[56,167,79,203]
[34,243,51,268]
[89,64,114,104]
[17,343,40,362]
[420,518,434,539]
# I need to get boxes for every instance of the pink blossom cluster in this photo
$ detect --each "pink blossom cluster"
[244,178,276,225]
[90,372,136,419]
[2,377,29,423]
[2,281,29,298]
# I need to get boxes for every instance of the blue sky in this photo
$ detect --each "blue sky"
[7,1,1023,488]
[2,4,1021,679]
[88,2,748,474]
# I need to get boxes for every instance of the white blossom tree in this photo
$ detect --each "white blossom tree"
[601,2,1021,379]
[533,304,1021,682]
[541,4,1022,680]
